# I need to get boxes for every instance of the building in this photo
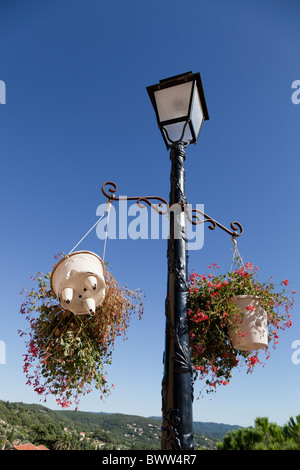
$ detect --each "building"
[4,443,49,450]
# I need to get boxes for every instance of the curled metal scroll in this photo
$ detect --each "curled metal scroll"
[184,205,243,238]
[101,181,169,215]
[101,181,244,239]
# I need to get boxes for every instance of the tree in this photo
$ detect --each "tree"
[217,426,264,450]
[283,415,300,445]
[28,422,61,449]
[53,432,76,450]
[217,416,300,450]
[0,435,6,450]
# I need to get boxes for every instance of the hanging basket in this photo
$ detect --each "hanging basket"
[228,295,268,351]
[50,250,106,315]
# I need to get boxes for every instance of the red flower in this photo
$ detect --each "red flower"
[248,356,260,367]
[245,304,255,312]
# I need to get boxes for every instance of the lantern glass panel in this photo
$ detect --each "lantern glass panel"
[163,121,193,145]
[153,81,193,123]
[190,83,204,140]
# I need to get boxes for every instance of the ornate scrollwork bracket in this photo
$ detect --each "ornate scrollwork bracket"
[101,181,244,239]
[184,204,244,239]
[101,181,169,215]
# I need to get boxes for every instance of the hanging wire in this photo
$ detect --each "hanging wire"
[68,201,111,258]
[230,236,244,272]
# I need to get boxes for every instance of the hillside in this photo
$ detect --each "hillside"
[149,416,241,441]
[0,400,241,450]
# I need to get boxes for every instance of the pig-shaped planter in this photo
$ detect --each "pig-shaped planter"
[50,251,106,315]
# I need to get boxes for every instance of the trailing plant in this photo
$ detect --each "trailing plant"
[188,259,295,395]
[19,255,144,409]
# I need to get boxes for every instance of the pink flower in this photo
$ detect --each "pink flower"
[248,356,260,367]
[220,380,229,385]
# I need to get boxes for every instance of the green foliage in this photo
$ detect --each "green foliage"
[7,400,299,451]
[217,415,300,450]
[0,400,219,450]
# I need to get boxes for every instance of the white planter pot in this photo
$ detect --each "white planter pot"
[50,251,106,315]
[228,295,268,351]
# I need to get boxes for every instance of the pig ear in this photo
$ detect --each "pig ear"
[85,275,98,290]
[66,270,77,279]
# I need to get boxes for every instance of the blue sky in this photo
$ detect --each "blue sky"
[0,0,299,428]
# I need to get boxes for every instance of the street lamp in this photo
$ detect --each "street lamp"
[146,72,209,450]
[101,71,243,451]
[146,71,209,149]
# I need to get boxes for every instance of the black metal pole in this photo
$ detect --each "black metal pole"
[161,141,194,450]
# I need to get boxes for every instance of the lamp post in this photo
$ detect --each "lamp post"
[101,71,243,451]
[146,72,209,450]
